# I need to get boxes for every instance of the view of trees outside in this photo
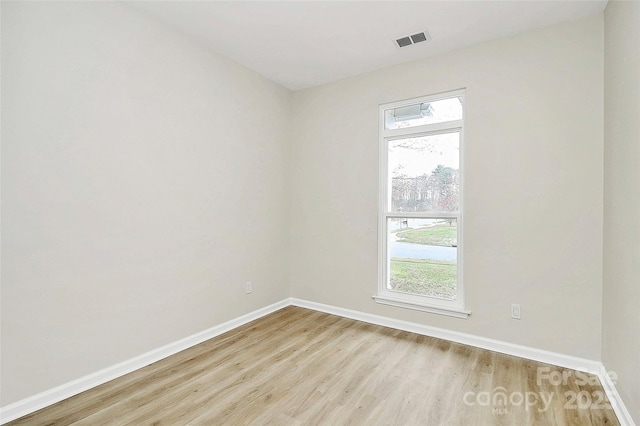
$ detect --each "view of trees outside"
[388,132,460,213]
[387,132,460,300]
[391,164,459,213]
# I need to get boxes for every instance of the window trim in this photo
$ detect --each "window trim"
[374,89,470,319]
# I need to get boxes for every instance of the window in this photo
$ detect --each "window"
[374,90,469,318]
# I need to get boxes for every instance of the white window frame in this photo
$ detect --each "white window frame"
[374,89,470,319]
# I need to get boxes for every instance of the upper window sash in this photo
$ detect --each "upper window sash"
[384,128,461,215]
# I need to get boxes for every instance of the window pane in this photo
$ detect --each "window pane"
[384,96,462,129]
[388,218,457,300]
[389,132,459,213]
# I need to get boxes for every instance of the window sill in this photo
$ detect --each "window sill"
[372,295,471,319]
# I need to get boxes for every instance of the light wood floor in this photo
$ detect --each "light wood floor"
[7,306,619,425]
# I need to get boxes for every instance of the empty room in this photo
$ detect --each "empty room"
[1,1,638,425]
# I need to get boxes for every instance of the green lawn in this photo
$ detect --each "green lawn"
[395,223,457,246]
[389,258,456,299]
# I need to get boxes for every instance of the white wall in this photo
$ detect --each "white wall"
[603,1,640,422]
[1,2,291,405]
[4,1,629,415]
[290,15,604,360]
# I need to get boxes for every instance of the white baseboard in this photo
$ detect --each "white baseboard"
[1,297,634,426]
[0,299,289,424]
[289,298,635,426]
[597,364,636,426]
[290,298,602,372]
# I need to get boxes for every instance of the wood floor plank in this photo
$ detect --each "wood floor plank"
[6,306,620,425]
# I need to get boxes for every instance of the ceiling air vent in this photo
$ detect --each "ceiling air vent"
[395,30,431,48]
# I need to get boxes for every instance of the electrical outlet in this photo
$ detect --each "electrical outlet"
[245,281,253,294]
[511,304,521,319]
